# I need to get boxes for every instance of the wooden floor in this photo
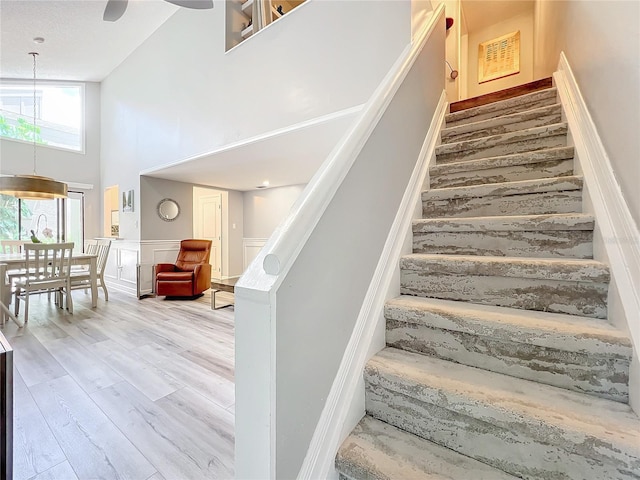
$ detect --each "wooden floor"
[1,288,235,480]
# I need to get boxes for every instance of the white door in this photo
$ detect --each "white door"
[195,194,222,279]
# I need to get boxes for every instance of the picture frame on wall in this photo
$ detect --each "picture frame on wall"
[123,189,134,212]
[478,30,520,84]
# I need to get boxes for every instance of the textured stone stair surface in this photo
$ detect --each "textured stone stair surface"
[412,213,594,258]
[336,82,638,480]
[429,146,575,189]
[445,87,558,127]
[400,253,609,318]
[435,123,568,164]
[385,296,630,401]
[441,103,563,144]
[365,348,640,480]
[336,415,519,480]
[422,176,584,218]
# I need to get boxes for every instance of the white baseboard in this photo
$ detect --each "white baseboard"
[554,52,640,352]
[297,90,448,479]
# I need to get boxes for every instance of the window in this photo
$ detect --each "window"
[0,82,84,152]
[0,192,85,254]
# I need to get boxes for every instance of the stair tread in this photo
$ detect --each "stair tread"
[385,296,631,356]
[446,87,557,124]
[436,123,568,157]
[423,175,582,201]
[430,146,574,177]
[368,348,640,456]
[336,415,518,480]
[441,103,563,143]
[400,253,609,282]
[413,213,594,232]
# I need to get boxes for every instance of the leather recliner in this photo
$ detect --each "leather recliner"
[155,239,212,297]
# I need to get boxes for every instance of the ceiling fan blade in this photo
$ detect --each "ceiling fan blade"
[103,0,128,21]
[164,0,214,9]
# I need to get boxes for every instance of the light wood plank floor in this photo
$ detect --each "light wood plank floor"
[1,288,235,480]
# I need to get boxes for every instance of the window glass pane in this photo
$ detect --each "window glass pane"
[22,199,59,243]
[0,194,21,240]
[66,191,84,253]
[0,83,82,151]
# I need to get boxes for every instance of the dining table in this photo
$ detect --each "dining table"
[0,251,99,326]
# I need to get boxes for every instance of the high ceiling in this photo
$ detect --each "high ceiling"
[0,0,179,82]
[1,0,538,191]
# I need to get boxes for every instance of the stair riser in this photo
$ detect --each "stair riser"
[430,159,574,189]
[386,319,629,402]
[436,134,567,165]
[336,416,519,480]
[442,110,563,144]
[446,95,558,128]
[400,272,608,318]
[412,230,593,258]
[423,191,583,218]
[365,384,637,480]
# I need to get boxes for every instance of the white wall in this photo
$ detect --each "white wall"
[533,0,640,226]
[243,184,305,239]
[443,0,461,102]
[100,0,410,241]
[0,81,102,240]
[411,0,433,39]
[466,11,534,98]
[227,189,244,278]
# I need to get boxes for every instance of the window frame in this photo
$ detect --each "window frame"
[0,79,86,154]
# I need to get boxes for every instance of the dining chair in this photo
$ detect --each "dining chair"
[70,239,111,301]
[13,242,74,323]
[0,264,11,324]
[0,240,24,254]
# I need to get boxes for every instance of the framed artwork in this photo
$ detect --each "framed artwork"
[478,30,520,84]
[122,189,134,212]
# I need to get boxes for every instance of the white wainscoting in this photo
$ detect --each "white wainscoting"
[138,240,182,297]
[103,240,140,297]
[243,238,268,271]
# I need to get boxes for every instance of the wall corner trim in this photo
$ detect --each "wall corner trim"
[297,90,448,480]
[554,51,640,350]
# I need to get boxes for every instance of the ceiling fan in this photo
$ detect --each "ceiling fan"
[103,0,214,22]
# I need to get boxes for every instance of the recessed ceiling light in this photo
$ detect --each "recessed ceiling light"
[262,180,270,187]
[33,37,45,44]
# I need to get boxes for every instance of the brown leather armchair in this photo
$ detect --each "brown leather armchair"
[155,239,212,297]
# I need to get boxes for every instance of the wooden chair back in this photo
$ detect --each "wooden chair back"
[0,240,23,254]
[23,242,74,284]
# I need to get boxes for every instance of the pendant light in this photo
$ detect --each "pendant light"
[0,52,68,199]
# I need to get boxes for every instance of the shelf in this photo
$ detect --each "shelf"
[241,0,253,17]
[241,24,253,39]
[243,0,283,20]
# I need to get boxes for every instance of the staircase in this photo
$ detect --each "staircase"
[336,81,640,479]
